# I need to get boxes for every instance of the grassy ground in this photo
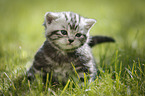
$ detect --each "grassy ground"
[0,0,145,95]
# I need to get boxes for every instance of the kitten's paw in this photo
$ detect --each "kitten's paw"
[26,71,35,81]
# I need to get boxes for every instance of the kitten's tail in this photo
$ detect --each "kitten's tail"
[89,36,115,47]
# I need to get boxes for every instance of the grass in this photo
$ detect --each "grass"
[0,0,145,95]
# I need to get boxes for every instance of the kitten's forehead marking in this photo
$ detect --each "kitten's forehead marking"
[63,12,80,31]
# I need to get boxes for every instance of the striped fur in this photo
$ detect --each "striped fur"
[27,12,97,85]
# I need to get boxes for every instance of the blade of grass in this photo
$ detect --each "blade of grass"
[48,88,57,96]
[60,79,70,96]
[28,80,31,91]
[45,73,49,92]
[4,72,16,91]
[71,62,80,79]
[84,73,87,88]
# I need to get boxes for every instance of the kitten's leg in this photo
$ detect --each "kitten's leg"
[26,65,46,80]
[74,67,95,83]
[27,65,44,80]
[27,66,35,80]
[77,60,96,83]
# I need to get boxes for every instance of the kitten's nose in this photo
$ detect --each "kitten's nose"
[68,39,74,44]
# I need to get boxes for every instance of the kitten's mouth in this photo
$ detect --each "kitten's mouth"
[54,41,81,51]
[60,44,79,51]
[66,44,74,47]
[67,43,73,45]
[63,47,79,52]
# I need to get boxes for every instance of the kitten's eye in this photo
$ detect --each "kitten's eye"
[61,30,68,35]
[75,33,82,37]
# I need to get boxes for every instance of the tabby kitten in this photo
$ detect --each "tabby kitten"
[27,12,113,85]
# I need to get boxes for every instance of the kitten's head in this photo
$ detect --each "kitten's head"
[44,12,96,52]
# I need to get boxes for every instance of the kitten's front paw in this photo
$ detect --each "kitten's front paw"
[27,72,35,81]
[26,68,35,81]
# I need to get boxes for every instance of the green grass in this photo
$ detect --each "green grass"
[0,0,145,95]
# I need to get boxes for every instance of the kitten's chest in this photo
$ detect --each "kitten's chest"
[46,50,78,64]
[43,41,79,64]
[47,51,79,72]
[53,62,72,74]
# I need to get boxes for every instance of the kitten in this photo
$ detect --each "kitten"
[27,12,114,85]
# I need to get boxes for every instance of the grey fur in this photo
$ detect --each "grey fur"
[27,12,113,85]
[27,40,96,84]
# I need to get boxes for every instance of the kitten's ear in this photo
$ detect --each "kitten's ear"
[85,19,96,30]
[45,12,59,24]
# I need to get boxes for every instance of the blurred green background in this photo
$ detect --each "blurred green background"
[0,0,145,72]
[0,0,145,95]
